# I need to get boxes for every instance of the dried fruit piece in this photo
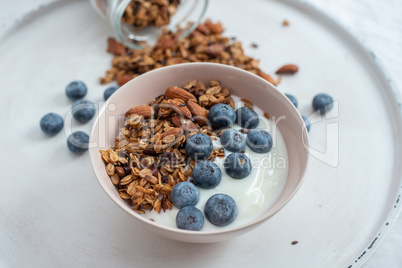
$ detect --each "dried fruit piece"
[275,64,299,75]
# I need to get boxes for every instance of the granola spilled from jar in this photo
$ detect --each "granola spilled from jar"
[100,80,229,214]
[122,0,181,30]
[100,19,276,87]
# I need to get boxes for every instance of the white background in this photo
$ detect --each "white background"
[0,0,401,266]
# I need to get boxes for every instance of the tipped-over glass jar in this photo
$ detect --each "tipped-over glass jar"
[91,0,209,49]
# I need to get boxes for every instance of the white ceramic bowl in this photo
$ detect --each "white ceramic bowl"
[89,63,309,243]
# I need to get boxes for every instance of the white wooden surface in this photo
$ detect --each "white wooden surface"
[307,1,402,266]
[1,0,401,266]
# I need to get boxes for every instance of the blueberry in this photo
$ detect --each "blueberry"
[192,161,221,189]
[204,194,237,227]
[104,86,119,101]
[171,181,200,209]
[302,115,311,132]
[208,103,236,129]
[220,129,246,153]
[246,129,273,153]
[65,81,87,100]
[312,93,333,115]
[176,206,204,231]
[72,99,96,123]
[285,93,298,108]
[186,133,213,160]
[40,113,64,136]
[224,153,252,179]
[67,131,89,154]
[235,107,259,129]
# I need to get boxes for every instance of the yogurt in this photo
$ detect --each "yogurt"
[141,96,289,231]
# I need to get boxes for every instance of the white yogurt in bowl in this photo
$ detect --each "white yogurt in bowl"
[141,96,289,231]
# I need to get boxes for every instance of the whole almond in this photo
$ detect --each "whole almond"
[107,37,125,55]
[168,99,192,119]
[116,74,133,86]
[125,105,153,118]
[258,70,276,86]
[275,64,299,75]
[171,115,182,128]
[181,118,198,132]
[162,128,183,139]
[171,115,198,132]
[165,86,196,102]
[187,100,208,125]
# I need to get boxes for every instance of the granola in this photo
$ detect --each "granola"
[100,19,276,87]
[122,0,181,30]
[100,80,229,214]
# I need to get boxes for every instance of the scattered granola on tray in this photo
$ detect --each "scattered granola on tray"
[100,80,228,214]
[122,0,181,30]
[100,19,277,86]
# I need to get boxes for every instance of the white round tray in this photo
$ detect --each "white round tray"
[0,0,401,267]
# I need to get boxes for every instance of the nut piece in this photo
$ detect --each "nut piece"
[165,86,196,102]
[115,166,126,178]
[171,115,198,132]
[205,19,224,34]
[107,38,125,55]
[258,70,276,86]
[125,105,153,118]
[207,44,224,57]
[275,64,299,75]
[168,99,192,119]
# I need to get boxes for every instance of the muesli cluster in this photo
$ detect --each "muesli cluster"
[99,80,230,214]
[100,19,277,86]
[122,0,181,30]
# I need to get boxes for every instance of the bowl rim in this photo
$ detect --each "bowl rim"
[89,62,310,236]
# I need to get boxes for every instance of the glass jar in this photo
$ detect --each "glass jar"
[90,0,209,49]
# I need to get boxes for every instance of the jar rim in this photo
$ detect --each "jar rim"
[110,0,209,49]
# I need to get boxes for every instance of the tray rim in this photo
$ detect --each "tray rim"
[1,0,401,267]
[288,0,402,266]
